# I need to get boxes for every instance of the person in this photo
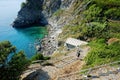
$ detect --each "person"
[76,48,82,59]
[77,50,80,58]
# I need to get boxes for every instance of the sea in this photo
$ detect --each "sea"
[0,0,47,58]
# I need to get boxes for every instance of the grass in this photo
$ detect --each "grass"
[84,39,120,68]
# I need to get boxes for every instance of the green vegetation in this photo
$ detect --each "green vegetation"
[58,0,120,68]
[83,4,102,22]
[83,0,120,67]
[92,0,120,20]
[108,21,120,38]
[82,22,110,39]
[0,41,50,80]
[93,0,120,8]
[31,53,50,61]
[105,8,120,19]
[85,39,120,68]
[0,41,30,80]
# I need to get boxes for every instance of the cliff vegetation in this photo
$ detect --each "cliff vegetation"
[55,0,120,68]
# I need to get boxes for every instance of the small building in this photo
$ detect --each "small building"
[64,38,88,49]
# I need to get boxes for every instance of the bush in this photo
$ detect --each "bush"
[81,22,109,39]
[31,53,50,61]
[31,53,44,61]
[0,41,30,80]
[85,39,120,67]
[83,4,102,22]
[93,0,120,8]
[105,8,120,19]
[108,21,120,38]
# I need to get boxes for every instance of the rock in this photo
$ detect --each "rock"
[60,0,74,9]
[12,0,48,28]
[12,0,74,28]
[42,0,62,17]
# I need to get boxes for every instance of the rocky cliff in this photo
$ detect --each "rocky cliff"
[13,0,44,28]
[12,0,74,28]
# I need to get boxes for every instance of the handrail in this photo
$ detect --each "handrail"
[58,60,120,78]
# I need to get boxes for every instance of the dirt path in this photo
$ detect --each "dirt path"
[21,46,90,80]
[21,46,120,80]
[42,46,90,80]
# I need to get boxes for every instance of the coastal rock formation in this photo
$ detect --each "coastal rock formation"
[12,0,74,28]
[12,0,46,28]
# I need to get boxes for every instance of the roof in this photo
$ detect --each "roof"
[65,38,88,47]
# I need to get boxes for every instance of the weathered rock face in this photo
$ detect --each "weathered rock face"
[60,0,74,9]
[12,0,47,28]
[42,0,61,18]
[12,0,74,28]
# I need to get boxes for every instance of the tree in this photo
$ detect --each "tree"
[0,41,30,80]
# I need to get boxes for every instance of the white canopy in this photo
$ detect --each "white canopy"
[65,38,88,47]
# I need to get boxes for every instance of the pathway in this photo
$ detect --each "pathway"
[21,46,90,80]
[58,61,120,80]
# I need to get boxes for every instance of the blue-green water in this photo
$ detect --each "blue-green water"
[0,0,47,58]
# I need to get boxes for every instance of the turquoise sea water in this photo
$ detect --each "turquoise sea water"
[0,0,47,58]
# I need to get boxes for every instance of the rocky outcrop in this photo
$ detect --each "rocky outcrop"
[60,0,74,9]
[42,0,62,18]
[12,0,74,28]
[12,0,47,28]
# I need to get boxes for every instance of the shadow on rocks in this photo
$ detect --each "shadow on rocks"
[23,69,50,80]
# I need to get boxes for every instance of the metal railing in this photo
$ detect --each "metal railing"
[57,60,120,79]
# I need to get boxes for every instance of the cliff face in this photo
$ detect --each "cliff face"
[13,0,45,28]
[12,0,74,28]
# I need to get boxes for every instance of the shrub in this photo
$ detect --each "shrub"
[105,8,120,19]
[31,53,44,61]
[83,4,102,22]
[31,53,50,61]
[81,22,109,39]
[0,41,30,80]
[85,39,120,67]
[93,0,120,8]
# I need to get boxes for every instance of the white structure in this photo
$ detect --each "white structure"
[65,38,88,49]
